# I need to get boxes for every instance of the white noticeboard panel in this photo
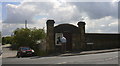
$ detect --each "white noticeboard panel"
[55,33,63,45]
[87,43,94,45]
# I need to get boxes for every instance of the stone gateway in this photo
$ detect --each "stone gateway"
[46,20,119,53]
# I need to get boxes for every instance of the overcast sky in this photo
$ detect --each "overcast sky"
[1,0,119,36]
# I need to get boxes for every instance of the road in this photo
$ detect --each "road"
[2,45,17,58]
[2,46,119,64]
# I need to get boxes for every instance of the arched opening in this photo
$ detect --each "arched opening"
[63,32,72,51]
[54,24,78,52]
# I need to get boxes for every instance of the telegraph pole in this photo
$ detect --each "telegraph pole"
[25,20,27,28]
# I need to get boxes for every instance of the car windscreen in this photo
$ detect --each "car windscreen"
[21,47,31,50]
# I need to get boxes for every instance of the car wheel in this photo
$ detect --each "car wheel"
[17,55,20,58]
[17,53,21,58]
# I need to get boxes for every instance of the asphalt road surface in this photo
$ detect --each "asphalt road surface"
[2,47,119,64]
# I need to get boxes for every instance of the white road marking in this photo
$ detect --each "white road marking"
[57,62,67,64]
[105,58,114,60]
[105,56,118,61]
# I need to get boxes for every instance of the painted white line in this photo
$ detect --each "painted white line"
[106,58,114,60]
[105,56,118,61]
[57,62,67,64]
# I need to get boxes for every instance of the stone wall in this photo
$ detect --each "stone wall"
[85,33,119,50]
[72,34,81,51]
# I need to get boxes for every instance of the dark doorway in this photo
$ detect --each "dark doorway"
[63,32,72,51]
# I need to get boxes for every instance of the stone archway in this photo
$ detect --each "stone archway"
[54,24,79,51]
[46,20,86,53]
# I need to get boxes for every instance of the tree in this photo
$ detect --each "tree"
[12,28,46,50]
[0,32,1,43]
[13,28,31,47]
[2,36,13,45]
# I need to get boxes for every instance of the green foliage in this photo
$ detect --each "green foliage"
[12,28,46,49]
[13,28,31,47]
[0,32,1,43]
[2,36,13,45]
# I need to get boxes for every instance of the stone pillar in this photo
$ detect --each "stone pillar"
[77,21,86,51]
[46,20,55,54]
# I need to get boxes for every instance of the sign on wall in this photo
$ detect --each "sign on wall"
[55,33,63,45]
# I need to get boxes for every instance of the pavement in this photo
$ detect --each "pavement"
[59,48,120,56]
[2,44,11,48]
